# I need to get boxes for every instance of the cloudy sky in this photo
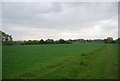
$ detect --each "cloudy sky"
[2,2,118,40]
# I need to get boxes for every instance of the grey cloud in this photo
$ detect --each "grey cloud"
[2,2,63,27]
[2,2,118,40]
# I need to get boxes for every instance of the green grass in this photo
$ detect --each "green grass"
[2,43,118,79]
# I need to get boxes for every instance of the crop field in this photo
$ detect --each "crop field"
[2,43,118,79]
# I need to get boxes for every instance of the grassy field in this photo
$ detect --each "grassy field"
[2,43,118,79]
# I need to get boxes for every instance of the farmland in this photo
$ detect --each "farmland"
[2,43,118,79]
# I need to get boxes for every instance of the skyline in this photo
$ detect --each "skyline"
[2,2,118,40]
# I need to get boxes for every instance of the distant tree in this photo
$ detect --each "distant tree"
[72,39,86,43]
[107,37,113,41]
[105,37,114,43]
[115,38,120,43]
[58,39,66,44]
[45,39,54,44]
[0,31,13,42]
[0,31,14,45]
[3,41,14,45]
[33,40,39,44]
[26,40,33,45]
[13,41,24,45]
[22,40,27,45]
[54,40,59,44]
[39,39,45,44]
[78,39,85,43]
[93,39,104,43]
[66,39,73,44]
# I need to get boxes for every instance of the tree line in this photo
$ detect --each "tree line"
[14,39,72,45]
[0,31,120,45]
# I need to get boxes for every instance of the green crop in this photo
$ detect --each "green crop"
[2,43,118,79]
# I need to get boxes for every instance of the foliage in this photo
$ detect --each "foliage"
[0,31,14,45]
[104,37,114,43]
[39,39,45,44]
[0,31,13,41]
[2,41,14,45]
[45,39,54,44]
[115,38,120,43]
[58,39,67,44]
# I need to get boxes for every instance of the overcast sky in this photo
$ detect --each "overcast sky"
[2,2,118,40]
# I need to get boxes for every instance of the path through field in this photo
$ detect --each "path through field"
[74,44,118,79]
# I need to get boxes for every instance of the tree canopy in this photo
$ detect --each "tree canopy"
[0,31,14,45]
